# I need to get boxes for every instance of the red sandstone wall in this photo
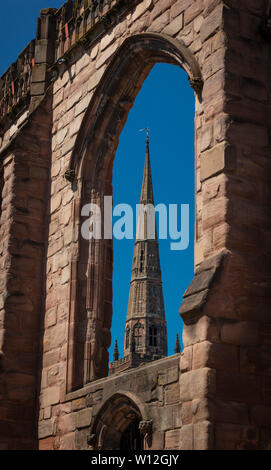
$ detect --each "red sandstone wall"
[0,96,52,449]
[0,0,271,450]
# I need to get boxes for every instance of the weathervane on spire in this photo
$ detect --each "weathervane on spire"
[139,127,150,144]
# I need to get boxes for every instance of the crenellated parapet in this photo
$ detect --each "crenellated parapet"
[0,41,35,131]
[0,0,139,135]
[54,0,131,59]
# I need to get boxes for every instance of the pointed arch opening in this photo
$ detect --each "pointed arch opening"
[88,392,149,450]
[110,62,194,372]
[66,32,201,393]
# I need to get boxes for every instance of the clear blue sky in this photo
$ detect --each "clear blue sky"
[0,1,195,362]
[111,65,194,360]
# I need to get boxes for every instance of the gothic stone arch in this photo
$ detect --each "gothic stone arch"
[66,32,201,393]
[1,0,271,451]
[88,391,150,450]
[69,32,202,178]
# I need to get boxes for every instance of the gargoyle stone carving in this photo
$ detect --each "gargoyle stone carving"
[139,419,153,438]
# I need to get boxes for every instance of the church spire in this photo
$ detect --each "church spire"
[123,134,167,360]
[110,135,168,375]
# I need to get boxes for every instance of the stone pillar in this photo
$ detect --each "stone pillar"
[0,94,52,450]
[180,1,271,450]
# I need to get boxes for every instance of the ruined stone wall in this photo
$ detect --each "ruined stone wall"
[0,97,52,449]
[0,0,271,450]
[179,0,271,450]
[39,355,181,450]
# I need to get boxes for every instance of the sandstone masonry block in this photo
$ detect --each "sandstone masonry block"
[149,10,170,32]
[58,413,76,435]
[211,399,249,425]
[171,0,193,20]
[163,13,184,36]
[132,0,152,22]
[165,429,181,449]
[192,341,239,371]
[184,0,203,25]
[182,315,219,348]
[180,368,216,402]
[200,4,223,42]
[41,386,60,408]
[180,346,192,373]
[180,424,193,450]
[75,408,93,429]
[216,371,261,404]
[39,437,54,450]
[39,417,57,439]
[194,420,213,450]
[165,382,180,405]
[201,142,235,181]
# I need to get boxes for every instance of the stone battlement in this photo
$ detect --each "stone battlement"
[0,40,35,130]
[0,0,139,130]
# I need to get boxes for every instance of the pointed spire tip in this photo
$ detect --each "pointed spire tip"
[113,339,119,362]
[174,333,181,354]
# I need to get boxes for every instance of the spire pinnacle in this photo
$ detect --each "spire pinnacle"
[174,334,181,354]
[145,127,150,144]
[110,135,168,376]
[124,135,167,358]
[139,127,150,142]
[139,130,154,205]
[113,340,119,362]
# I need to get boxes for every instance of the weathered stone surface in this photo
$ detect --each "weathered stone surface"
[194,420,213,450]
[38,418,57,439]
[58,413,76,435]
[75,428,90,450]
[179,346,192,373]
[157,403,181,432]
[165,429,181,449]
[210,399,249,425]
[182,315,220,348]
[184,269,215,297]
[132,0,153,21]
[41,387,60,408]
[192,341,239,371]
[71,398,86,412]
[180,368,216,402]
[180,424,193,450]
[216,371,261,404]
[221,321,259,347]
[200,4,223,42]
[180,250,226,323]
[75,409,92,429]
[200,143,236,181]
[181,398,211,425]
[1,0,271,453]
[179,289,208,319]
[215,423,259,450]
[163,13,184,36]
[147,431,165,450]
[39,437,54,450]
[165,382,180,405]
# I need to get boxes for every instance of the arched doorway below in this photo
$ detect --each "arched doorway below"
[89,393,149,450]
[120,418,143,450]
